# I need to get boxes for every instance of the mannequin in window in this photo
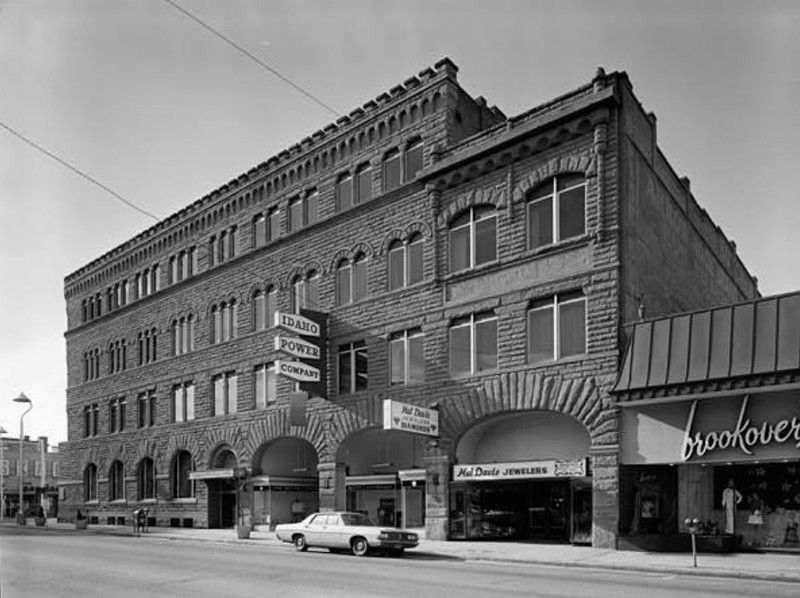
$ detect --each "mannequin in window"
[747,491,764,546]
[721,478,742,534]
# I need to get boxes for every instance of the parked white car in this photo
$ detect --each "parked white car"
[275,511,419,557]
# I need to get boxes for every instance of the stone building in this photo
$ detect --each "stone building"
[60,59,756,547]
[1,435,61,519]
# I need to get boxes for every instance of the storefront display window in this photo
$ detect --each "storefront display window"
[620,466,678,536]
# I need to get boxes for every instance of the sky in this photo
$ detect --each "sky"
[0,0,798,445]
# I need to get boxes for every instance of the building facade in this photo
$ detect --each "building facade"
[1,435,61,519]
[60,59,757,547]
[614,291,800,553]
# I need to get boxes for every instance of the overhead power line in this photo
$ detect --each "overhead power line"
[162,0,342,118]
[0,119,161,222]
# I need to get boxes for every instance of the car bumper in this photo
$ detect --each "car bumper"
[378,539,418,550]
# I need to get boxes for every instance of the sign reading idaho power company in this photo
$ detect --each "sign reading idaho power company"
[383,399,439,437]
[273,310,327,397]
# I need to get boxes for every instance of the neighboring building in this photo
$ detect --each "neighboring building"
[614,291,800,553]
[60,59,757,547]
[1,435,61,518]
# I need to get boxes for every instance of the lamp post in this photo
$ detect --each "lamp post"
[13,393,32,525]
[0,426,7,521]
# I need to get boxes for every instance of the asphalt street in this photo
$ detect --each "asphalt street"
[1,527,797,598]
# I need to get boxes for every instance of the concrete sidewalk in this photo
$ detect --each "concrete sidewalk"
[5,520,799,583]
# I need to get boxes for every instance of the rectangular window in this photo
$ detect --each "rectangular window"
[306,190,319,226]
[268,208,281,242]
[289,197,302,232]
[405,141,423,181]
[383,150,401,191]
[254,214,267,247]
[390,329,424,385]
[138,391,156,428]
[450,312,497,376]
[213,372,238,416]
[357,165,372,204]
[388,245,405,290]
[173,382,195,422]
[528,292,587,363]
[354,259,367,301]
[336,265,351,305]
[338,341,368,394]
[336,174,353,212]
[528,176,586,250]
[254,363,277,408]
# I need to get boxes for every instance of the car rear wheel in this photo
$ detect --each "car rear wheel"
[351,536,369,557]
[293,534,308,552]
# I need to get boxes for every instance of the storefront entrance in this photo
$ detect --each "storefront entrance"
[207,479,236,529]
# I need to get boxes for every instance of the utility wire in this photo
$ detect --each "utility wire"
[161,0,342,118]
[0,119,161,222]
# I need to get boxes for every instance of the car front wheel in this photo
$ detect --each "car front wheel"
[351,537,369,557]
[293,534,308,552]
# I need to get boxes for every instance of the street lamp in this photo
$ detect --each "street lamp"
[0,426,7,521]
[13,393,32,525]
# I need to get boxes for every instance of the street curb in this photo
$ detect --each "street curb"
[5,523,798,584]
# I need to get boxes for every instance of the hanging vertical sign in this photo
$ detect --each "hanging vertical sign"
[274,309,328,399]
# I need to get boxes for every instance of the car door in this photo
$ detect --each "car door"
[322,514,346,548]
[303,514,327,547]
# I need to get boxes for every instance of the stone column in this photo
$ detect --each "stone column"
[317,462,346,512]
[591,447,619,549]
[423,450,451,541]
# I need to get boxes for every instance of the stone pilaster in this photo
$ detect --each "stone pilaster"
[590,447,619,548]
[423,450,452,540]
[317,461,346,512]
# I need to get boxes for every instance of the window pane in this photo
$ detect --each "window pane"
[307,275,319,309]
[383,152,401,191]
[254,293,265,330]
[254,215,266,247]
[306,192,319,225]
[266,364,276,404]
[268,209,281,241]
[407,238,423,284]
[450,226,470,272]
[357,166,372,203]
[559,298,586,357]
[293,280,304,312]
[450,325,471,375]
[174,387,184,422]
[559,186,586,240]
[475,317,497,371]
[255,366,266,409]
[354,259,367,301]
[214,376,225,415]
[266,289,276,328]
[186,384,194,420]
[336,176,352,212]
[338,349,352,394]
[290,200,303,231]
[390,337,405,385]
[337,266,351,305]
[355,345,368,391]
[474,215,496,265]
[227,375,238,414]
[388,245,405,290]
[528,198,553,249]
[529,306,555,363]
[405,143,423,181]
[408,333,424,383]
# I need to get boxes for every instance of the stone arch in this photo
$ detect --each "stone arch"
[134,435,165,472]
[251,436,319,476]
[164,432,203,465]
[436,186,508,229]
[437,372,611,444]
[512,153,597,202]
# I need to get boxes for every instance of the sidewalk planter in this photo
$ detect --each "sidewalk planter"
[236,524,251,539]
[695,534,737,553]
[34,516,47,527]
[75,519,88,530]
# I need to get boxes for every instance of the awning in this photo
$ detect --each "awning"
[398,469,426,482]
[250,475,318,490]
[189,468,235,481]
[613,292,800,400]
[345,474,398,489]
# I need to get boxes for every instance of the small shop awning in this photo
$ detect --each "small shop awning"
[613,292,800,402]
[345,474,398,489]
[189,468,234,481]
[250,475,318,490]
[398,469,426,482]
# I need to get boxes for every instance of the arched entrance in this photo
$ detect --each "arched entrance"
[338,428,427,528]
[206,447,238,529]
[250,438,319,529]
[451,411,592,543]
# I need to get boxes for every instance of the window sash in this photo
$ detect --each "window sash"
[336,175,353,212]
[354,259,367,301]
[357,166,372,203]
[407,238,423,285]
[383,152,401,191]
[306,192,319,226]
[254,214,267,247]
[268,209,281,241]
[388,245,405,290]
[337,265,352,305]
[405,143,423,181]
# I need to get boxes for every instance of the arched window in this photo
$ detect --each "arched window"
[528,174,586,249]
[171,450,194,499]
[292,272,319,313]
[336,255,368,306]
[449,206,497,273]
[137,457,156,500]
[84,463,98,501]
[109,461,125,501]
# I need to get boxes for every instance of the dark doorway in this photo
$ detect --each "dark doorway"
[207,479,237,528]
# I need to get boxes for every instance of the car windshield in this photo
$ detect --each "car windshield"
[341,513,376,527]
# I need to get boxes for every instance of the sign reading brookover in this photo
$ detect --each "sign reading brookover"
[276,360,320,383]
[274,335,321,360]
[453,459,587,481]
[681,395,800,461]
[274,311,320,337]
[383,399,439,437]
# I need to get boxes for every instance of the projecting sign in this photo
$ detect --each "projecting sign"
[383,399,439,437]
[453,459,587,481]
[274,311,320,337]
[274,335,320,360]
[276,360,321,383]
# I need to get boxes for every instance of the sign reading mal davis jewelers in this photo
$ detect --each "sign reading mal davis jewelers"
[453,459,588,481]
[383,399,439,437]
